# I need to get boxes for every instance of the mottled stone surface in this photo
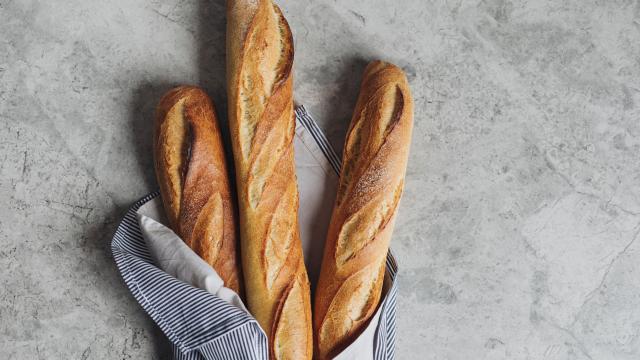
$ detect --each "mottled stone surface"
[2,0,640,359]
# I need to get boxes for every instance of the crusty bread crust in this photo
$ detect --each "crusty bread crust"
[154,85,243,295]
[313,61,414,359]
[226,1,313,359]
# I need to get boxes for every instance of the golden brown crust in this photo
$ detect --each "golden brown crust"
[154,85,243,295]
[227,1,312,359]
[313,61,414,359]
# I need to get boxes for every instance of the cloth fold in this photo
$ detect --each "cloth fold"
[136,198,248,312]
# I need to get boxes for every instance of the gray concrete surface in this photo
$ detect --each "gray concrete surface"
[2,0,640,359]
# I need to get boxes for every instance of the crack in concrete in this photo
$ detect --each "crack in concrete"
[569,223,640,328]
[349,9,366,25]
[20,150,27,180]
[150,6,180,27]
[547,318,594,360]
[42,199,95,222]
[543,149,640,218]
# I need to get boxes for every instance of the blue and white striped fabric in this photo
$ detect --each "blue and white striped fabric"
[111,106,398,359]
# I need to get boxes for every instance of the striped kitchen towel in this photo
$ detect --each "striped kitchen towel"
[111,106,398,359]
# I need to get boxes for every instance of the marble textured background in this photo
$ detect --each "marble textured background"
[2,0,640,359]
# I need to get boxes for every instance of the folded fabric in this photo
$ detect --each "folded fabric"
[136,199,248,312]
[111,106,398,359]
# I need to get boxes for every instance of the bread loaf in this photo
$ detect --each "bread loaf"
[226,1,313,359]
[313,61,414,359]
[154,85,242,295]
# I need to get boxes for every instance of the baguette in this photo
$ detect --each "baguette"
[313,61,414,359]
[226,1,313,359]
[154,85,242,295]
